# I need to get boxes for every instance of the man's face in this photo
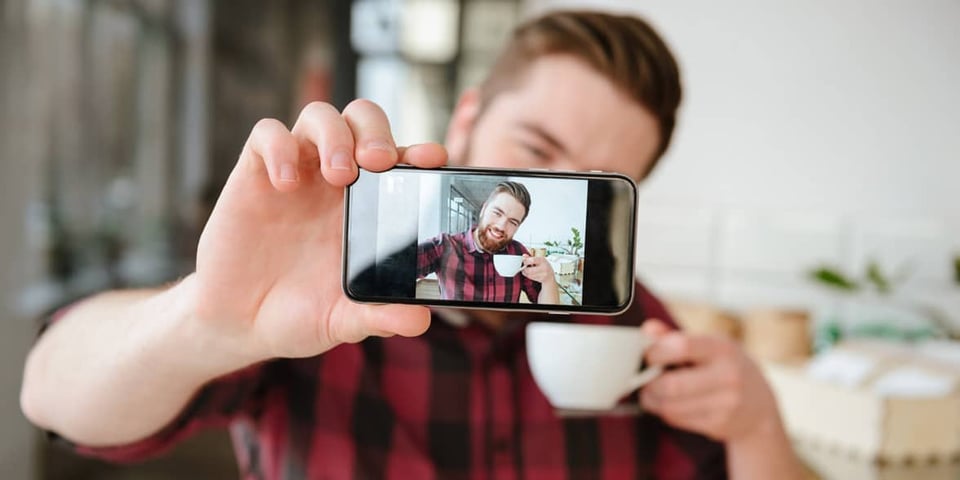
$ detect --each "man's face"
[476,192,526,252]
[446,54,662,181]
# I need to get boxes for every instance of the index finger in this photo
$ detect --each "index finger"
[398,144,448,169]
[290,102,357,187]
[644,332,728,367]
[342,99,398,172]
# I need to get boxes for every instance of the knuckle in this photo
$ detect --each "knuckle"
[253,117,283,132]
[674,336,694,359]
[344,98,383,115]
[343,99,392,135]
[299,101,338,123]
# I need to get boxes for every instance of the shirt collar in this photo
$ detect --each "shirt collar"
[465,226,485,254]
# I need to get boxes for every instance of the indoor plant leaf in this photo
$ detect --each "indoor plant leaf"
[866,260,892,295]
[810,266,860,292]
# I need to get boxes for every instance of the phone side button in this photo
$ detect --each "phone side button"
[548,311,570,315]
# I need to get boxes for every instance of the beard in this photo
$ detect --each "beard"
[476,224,511,252]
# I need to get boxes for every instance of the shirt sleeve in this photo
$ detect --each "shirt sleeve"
[519,245,543,303]
[654,425,729,479]
[37,302,271,464]
[416,235,445,278]
[634,280,680,330]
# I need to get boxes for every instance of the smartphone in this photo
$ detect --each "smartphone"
[342,165,638,315]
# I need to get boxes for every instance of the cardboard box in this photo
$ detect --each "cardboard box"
[796,442,960,480]
[741,308,811,363]
[764,359,960,463]
[665,300,741,339]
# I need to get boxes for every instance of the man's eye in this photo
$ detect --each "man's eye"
[522,142,549,160]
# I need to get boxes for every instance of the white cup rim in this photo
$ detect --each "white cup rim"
[527,321,652,337]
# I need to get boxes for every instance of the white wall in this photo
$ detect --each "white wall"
[510,177,588,247]
[418,173,443,238]
[527,0,960,327]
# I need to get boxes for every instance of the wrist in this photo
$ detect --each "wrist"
[126,275,263,384]
[726,405,805,480]
[727,407,789,450]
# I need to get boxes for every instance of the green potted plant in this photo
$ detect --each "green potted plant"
[544,227,583,257]
[953,254,960,286]
[809,260,948,349]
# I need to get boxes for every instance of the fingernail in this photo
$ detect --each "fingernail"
[365,140,393,152]
[330,150,352,171]
[280,163,298,182]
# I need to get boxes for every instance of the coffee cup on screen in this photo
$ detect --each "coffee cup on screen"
[526,322,662,411]
[493,254,526,277]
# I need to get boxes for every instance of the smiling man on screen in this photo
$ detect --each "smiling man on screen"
[416,181,560,304]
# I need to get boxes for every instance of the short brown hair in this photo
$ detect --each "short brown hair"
[485,181,532,222]
[479,11,682,175]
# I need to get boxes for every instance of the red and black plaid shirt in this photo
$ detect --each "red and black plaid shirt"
[56,282,727,479]
[417,228,542,303]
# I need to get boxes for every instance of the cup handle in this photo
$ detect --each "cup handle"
[617,365,664,399]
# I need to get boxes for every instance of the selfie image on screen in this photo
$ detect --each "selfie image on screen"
[414,174,588,306]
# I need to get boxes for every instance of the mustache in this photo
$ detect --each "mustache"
[478,225,510,250]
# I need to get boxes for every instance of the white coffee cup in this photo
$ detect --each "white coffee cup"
[526,322,662,411]
[493,254,526,277]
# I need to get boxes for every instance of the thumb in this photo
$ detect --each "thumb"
[334,303,431,343]
[641,318,672,339]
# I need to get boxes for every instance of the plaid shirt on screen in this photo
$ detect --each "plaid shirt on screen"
[417,227,542,303]
[53,283,727,479]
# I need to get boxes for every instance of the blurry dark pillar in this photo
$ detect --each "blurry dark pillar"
[210,0,295,192]
[172,0,212,268]
[209,0,355,193]
[0,1,41,478]
[130,0,176,283]
[330,0,357,111]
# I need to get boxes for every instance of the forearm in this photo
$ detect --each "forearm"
[726,412,805,480]
[537,280,559,304]
[20,275,257,447]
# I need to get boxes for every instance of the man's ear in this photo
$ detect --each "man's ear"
[445,88,481,165]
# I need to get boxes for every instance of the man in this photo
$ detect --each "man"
[21,10,804,479]
[417,181,560,304]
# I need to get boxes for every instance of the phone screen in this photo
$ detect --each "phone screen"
[343,166,637,314]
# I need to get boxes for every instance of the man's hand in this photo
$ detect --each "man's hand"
[639,320,777,440]
[20,100,449,447]
[520,254,555,284]
[521,255,559,303]
[639,320,805,479]
[192,100,447,362]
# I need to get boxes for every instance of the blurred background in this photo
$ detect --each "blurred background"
[1,0,958,478]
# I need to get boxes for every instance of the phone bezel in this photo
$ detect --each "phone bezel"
[342,165,638,315]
